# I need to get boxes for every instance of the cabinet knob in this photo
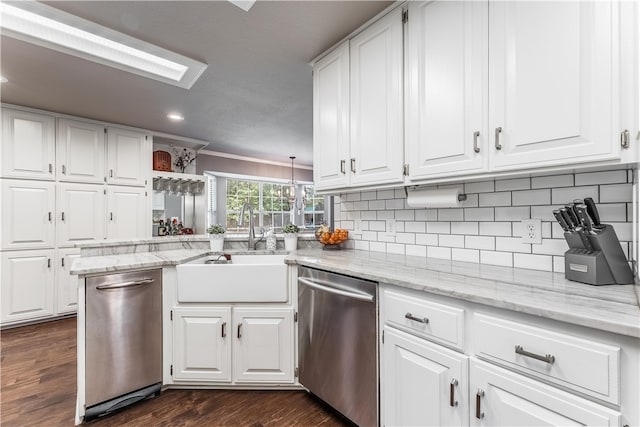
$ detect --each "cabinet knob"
[494,127,502,150]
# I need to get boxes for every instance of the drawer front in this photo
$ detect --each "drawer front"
[474,313,620,405]
[383,289,464,349]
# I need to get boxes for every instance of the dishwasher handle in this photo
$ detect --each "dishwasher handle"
[298,277,374,302]
[96,278,154,290]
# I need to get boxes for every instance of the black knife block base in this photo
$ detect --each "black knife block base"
[565,249,616,285]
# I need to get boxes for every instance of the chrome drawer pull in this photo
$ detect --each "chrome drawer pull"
[515,345,555,364]
[494,127,502,150]
[475,389,484,419]
[449,378,458,407]
[405,312,429,324]
[473,131,481,153]
[221,322,227,338]
[237,323,242,339]
[96,278,154,290]
[340,159,346,174]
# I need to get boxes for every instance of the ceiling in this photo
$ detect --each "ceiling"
[0,0,393,167]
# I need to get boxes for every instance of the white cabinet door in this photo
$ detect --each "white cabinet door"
[1,109,56,180]
[350,7,404,187]
[469,359,620,426]
[1,250,55,324]
[56,248,80,315]
[57,119,106,184]
[0,179,55,250]
[382,327,468,427]
[619,0,639,164]
[172,307,232,382]
[57,183,106,247]
[107,127,150,187]
[489,1,619,170]
[233,307,294,383]
[407,1,488,181]
[106,186,147,239]
[313,41,351,191]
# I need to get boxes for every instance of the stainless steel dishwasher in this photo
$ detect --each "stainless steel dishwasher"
[298,266,378,427]
[85,269,162,420]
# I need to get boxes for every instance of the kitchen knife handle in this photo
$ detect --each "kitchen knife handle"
[473,131,481,153]
[565,204,580,227]
[576,204,594,233]
[494,127,502,150]
[584,197,601,227]
[553,210,569,232]
[559,208,574,231]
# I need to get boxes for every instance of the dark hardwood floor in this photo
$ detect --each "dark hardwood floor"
[1,318,352,427]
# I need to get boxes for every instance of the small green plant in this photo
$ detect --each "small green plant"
[206,224,226,234]
[282,223,299,234]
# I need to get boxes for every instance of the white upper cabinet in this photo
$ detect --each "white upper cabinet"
[57,119,106,184]
[106,186,148,239]
[1,109,56,180]
[57,183,106,247]
[489,0,619,170]
[313,41,351,191]
[0,179,56,250]
[107,127,150,187]
[350,7,404,187]
[407,1,488,181]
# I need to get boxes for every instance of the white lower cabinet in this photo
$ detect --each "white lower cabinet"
[171,306,294,385]
[382,326,468,426]
[55,248,80,315]
[57,183,106,247]
[469,359,620,426]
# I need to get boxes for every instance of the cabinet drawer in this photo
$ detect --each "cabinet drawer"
[474,313,620,405]
[383,289,464,349]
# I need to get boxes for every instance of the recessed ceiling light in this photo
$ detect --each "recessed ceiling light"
[167,113,185,122]
[228,0,257,12]
[0,2,207,89]
[0,76,7,83]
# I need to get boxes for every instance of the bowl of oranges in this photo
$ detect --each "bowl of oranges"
[315,225,349,249]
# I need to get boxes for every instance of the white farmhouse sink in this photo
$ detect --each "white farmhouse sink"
[176,254,287,302]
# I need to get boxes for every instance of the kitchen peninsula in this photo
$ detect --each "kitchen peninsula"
[71,236,640,426]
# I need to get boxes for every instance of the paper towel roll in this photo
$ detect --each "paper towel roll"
[406,188,465,208]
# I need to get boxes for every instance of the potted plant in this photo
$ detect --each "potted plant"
[282,223,299,251]
[207,224,226,251]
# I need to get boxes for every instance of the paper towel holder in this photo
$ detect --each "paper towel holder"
[404,186,467,202]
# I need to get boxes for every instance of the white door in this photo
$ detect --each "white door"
[407,1,488,181]
[107,127,150,187]
[106,186,148,239]
[382,327,468,427]
[489,0,619,170]
[172,307,232,382]
[1,109,56,180]
[350,7,404,187]
[233,307,294,383]
[469,359,620,426]
[57,183,106,247]
[57,119,106,184]
[0,179,55,250]
[313,41,351,190]
[56,248,80,315]
[1,250,55,324]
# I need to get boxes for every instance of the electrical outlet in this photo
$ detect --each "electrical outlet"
[386,219,396,236]
[521,219,542,244]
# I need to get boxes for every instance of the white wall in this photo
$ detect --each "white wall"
[335,169,634,273]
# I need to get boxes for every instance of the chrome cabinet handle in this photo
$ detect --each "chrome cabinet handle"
[61,212,65,221]
[96,278,154,290]
[221,322,227,338]
[237,323,242,338]
[473,131,481,153]
[476,389,485,419]
[49,163,53,174]
[621,129,630,149]
[350,158,356,173]
[405,312,429,324]
[48,212,52,222]
[61,165,66,174]
[340,159,346,174]
[61,257,65,268]
[109,169,113,178]
[110,212,113,221]
[515,345,555,364]
[47,258,51,269]
[494,127,502,150]
[450,379,458,407]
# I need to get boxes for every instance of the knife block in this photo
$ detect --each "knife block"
[564,224,634,285]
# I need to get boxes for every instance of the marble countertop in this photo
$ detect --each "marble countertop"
[70,245,640,338]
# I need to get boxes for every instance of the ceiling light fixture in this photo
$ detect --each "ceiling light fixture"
[228,0,257,12]
[0,2,207,89]
[167,113,185,122]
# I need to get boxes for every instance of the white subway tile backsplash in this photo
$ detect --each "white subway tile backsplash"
[496,237,531,253]
[406,245,427,257]
[465,180,495,193]
[464,208,495,221]
[553,256,565,273]
[386,199,404,210]
[495,207,529,221]
[427,246,451,260]
[396,222,405,232]
[600,184,633,203]
[377,190,395,200]
[354,240,370,251]
[346,193,361,201]
[378,233,396,243]
[460,193,479,208]
[552,186,598,205]
[361,211,377,220]
[530,206,555,222]
[480,251,513,267]
[415,209,438,221]
[396,233,416,245]
[341,220,354,230]
[465,235,496,250]
[479,222,512,237]
[395,189,407,199]
[451,222,479,235]
[512,189,550,206]
[479,192,512,207]
[439,234,465,248]
[438,208,464,221]
[597,203,627,222]
[609,222,633,242]
[575,170,628,186]
[532,238,568,256]
[514,253,553,272]
[369,221,386,232]
[354,201,369,210]
[416,233,439,246]
[361,191,377,201]
[427,222,451,234]
[452,248,480,263]
[531,174,574,189]
[361,231,378,241]
[495,178,531,191]
[370,242,386,253]
[406,222,427,233]
[395,210,415,221]
[369,200,386,210]
[377,210,395,220]
[541,222,552,238]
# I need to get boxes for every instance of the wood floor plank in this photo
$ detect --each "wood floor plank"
[1,318,354,427]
